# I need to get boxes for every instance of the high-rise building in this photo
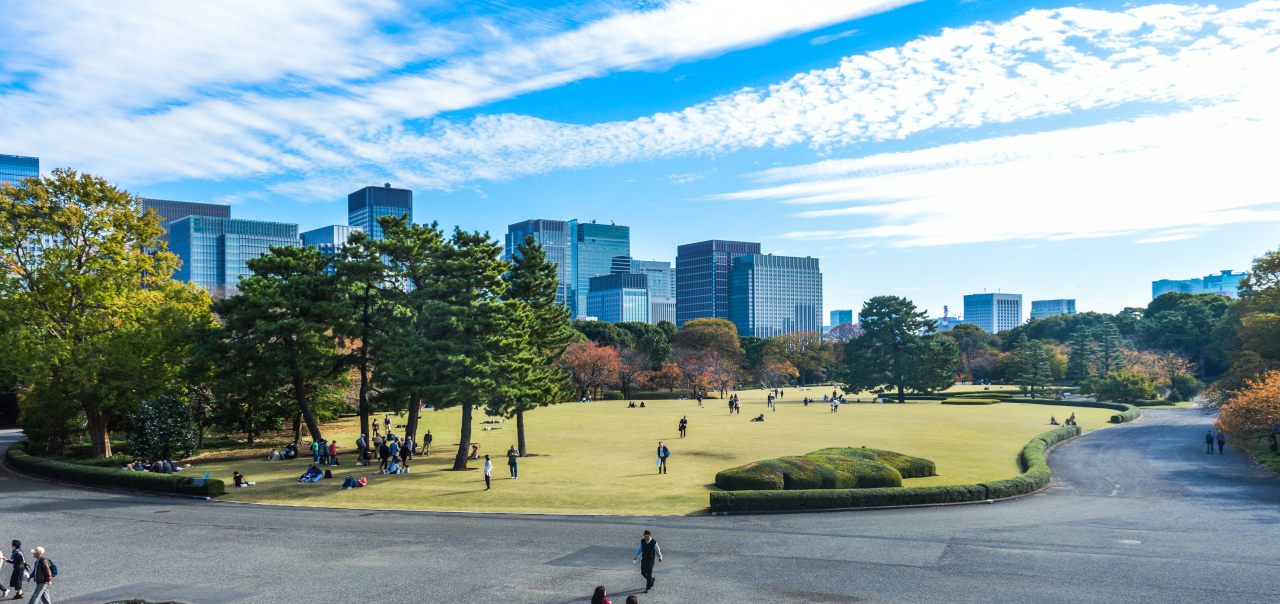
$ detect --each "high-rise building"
[728,254,822,337]
[505,219,574,308]
[572,221,630,317]
[631,259,676,325]
[0,154,39,186]
[1030,299,1077,321]
[302,225,361,257]
[1152,270,1245,299]
[348,184,412,241]
[675,239,760,326]
[169,216,300,297]
[586,273,649,324]
[142,198,231,243]
[963,293,1022,333]
[829,309,854,327]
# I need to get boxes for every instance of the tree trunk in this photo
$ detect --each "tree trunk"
[196,423,205,450]
[85,409,113,458]
[292,413,301,444]
[897,384,905,404]
[292,375,322,442]
[517,410,527,457]
[359,334,371,442]
[452,402,472,470]
[406,392,421,445]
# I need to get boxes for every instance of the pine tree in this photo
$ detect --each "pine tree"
[841,296,958,403]
[1065,328,1094,384]
[334,229,397,441]
[1093,322,1126,376]
[1012,335,1053,398]
[485,235,576,456]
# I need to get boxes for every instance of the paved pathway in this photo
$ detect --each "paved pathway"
[1,409,1277,604]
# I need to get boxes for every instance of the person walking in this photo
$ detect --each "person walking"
[424,430,433,457]
[355,434,367,459]
[632,530,663,593]
[2,540,23,600]
[378,440,391,472]
[1205,429,1215,454]
[483,455,492,491]
[656,442,670,475]
[507,445,520,479]
[678,416,687,438]
[26,547,52,604]
[1216,430,1227,454]
[696,394,702,408]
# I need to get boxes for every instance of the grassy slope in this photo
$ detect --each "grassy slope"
[196,385,1114,515]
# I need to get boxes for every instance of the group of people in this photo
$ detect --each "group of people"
[1049,413,1078,426]
[481,446,524,490]
[119,458,186,474]
[726,394,742,415]
[266,443,300,460]
[1205,429,1227,454]
[2,540,54,604]
[627,401,646,408]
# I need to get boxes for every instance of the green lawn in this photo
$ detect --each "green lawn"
[194,385,1114,515]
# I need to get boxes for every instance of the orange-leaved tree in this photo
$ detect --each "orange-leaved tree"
[1217,370,1280,450]
[557,341,620,399]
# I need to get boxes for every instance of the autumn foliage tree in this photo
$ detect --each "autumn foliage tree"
[1217,370,1280,451]
[558,341,620,399]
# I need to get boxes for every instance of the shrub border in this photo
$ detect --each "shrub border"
[4,440,225,497]
[709,425,1082,514]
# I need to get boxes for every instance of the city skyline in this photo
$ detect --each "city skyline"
[3,0,1273,320]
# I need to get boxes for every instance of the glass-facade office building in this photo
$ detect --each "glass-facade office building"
[728,254,822,337]
[1152,270,1244,299]
[302,225,361,272]
[0,154,39,186]
[586,273,649,324]
[142,198,231,243]
[632,259,675,324]
[505,219,574,308]
[1029,299,1076,321]
[348,184,413,241]
[675,240,760,327]
[830,309,854,327]
[170,216,300,297]
[572,221,630,317]
[963,293,1022,333]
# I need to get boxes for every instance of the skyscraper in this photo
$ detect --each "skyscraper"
[169,216,300,297]
[0,154,39,186]
[301,225,362,262]
[675,239,760,326]
[632,259,676,324]
[505,219,574,308]
[728,254,822,337]
[572,221,630,317]
[829,309,854,327]
[1152,270,1245,299]
[586,273,649,324]
[348,184,412,240]
[142,198,231,243]
[1030,299,1076,321]
[963,293,1022,333]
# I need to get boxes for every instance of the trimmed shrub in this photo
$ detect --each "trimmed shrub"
[955,392,1013,399]
[598,391,624,400]
[5,440,225,497]
[709,425,1082,513]
[1004,398,1141,423]
[942,398,1000,405]
[127,395,199,460]
[631,390,702,400]
[808,447,937,478]
[716,447,936,491]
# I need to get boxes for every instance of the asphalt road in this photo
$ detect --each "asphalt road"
[1,408,1277,604]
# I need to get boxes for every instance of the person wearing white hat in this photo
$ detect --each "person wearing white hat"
[26,547,52,604]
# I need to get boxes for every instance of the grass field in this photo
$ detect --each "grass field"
[195,386,1115,515]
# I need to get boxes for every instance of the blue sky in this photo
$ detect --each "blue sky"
[3,0,1278,321]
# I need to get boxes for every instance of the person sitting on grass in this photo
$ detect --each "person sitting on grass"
[284,443,298,459]
[1050,416,1059,425]
[383,460,401,475]
[468,444,481,459]
[233,471,255,488]
[298,465,322,482]
[639,402,645,408]
[750,414,765,422]
[268,448,282,461]
[340,475,362,489]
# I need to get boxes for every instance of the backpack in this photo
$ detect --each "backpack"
[46,559,57,578]
[323,469,333,479]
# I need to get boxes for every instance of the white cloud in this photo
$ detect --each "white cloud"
[810,29,859,45]
[0,0,915,189]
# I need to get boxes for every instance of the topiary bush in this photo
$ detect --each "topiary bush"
[715,448,936,491]
[126,395,199,460]
[955,392,1013,399]
[942,398,1000,405]
[5,440,224,497]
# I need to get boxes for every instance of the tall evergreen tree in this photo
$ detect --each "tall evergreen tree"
[1065,328,1094,384]
[485,235,576,455]
[1012,335,1053,398]
[335,229,397,441]
[841,296,959,403]
[207,246,351,443]
[1093,321,1126,376]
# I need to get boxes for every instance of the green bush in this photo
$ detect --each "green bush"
[598,391,624,400]
[126,395,198,460]
[630,391,702,400]
[955,392,1013,399]
[1004,398,1141,423]
[5,440,224,497]
[709,425,1081,513]
[941,398,1000,405]
[715,447,935,491]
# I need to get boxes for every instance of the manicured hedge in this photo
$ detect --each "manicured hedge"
[955,392,1013,399]
[5,441,225,497]
[631,391,703,400]
[709,425,1081,513]
[941,398,1000,405]
[1005,398,1141,424]
[715,453,904,491]
[599,391,624,400]
[809,447,938,479]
